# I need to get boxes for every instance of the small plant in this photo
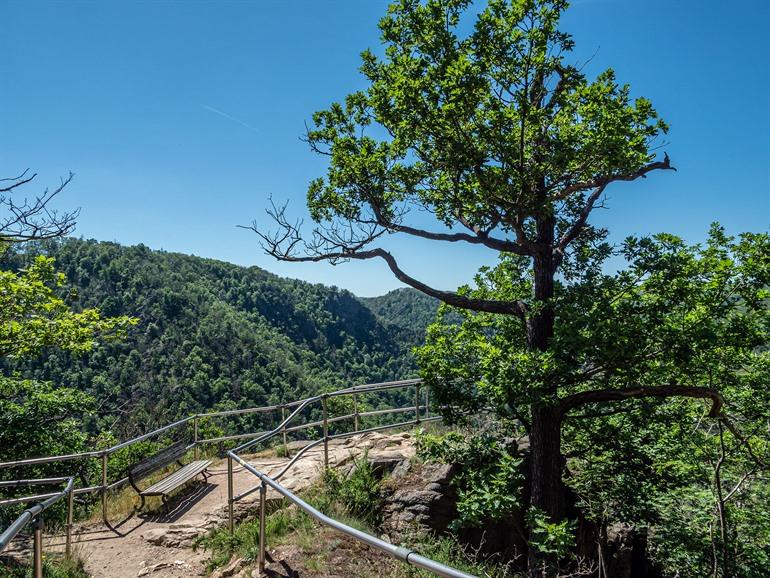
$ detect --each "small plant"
[193,499,316,570]
[417,430,523,529]
[394,532,516,578]
[322,450,383,526]
[526,508,576,559]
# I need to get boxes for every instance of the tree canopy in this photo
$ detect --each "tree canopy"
[254,0,770,575]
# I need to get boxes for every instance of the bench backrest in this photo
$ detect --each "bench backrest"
[128,440,189,482]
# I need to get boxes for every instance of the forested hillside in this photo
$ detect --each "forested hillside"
[0,239,437,437]
[361,288,439,340]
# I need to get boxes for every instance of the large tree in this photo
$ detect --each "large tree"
[252,0,768,574]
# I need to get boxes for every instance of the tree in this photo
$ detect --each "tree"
[251,0,717,573]
[0,255,135,358]
[0,172,135,524]
[0,255,137,454]
[254,0,671,324]
[417,227,769,576]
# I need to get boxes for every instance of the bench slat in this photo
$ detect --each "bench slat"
[141,460,211,496]
[130,440,190,482]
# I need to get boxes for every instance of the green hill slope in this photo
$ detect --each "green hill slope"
[1,239,436,436]
[361,288,439,341]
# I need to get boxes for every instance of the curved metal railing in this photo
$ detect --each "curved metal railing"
[225,380,477,578]
[0,378,425,520]
[0,477,75,578]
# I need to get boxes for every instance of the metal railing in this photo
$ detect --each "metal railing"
[225,380,477,578]
[0,378,420,522]
[0,378,474,577]
[0,477,75,578]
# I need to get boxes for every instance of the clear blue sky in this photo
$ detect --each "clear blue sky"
[2,0,768,296]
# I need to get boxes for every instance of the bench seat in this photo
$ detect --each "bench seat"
[141,460,212,497]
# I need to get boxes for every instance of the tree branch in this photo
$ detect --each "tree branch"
[560,384,724,418]
[249,209,528,318]
[1,171,80,242]
[553,155,676,262]
[369,201,534,256]
[550,154,676,202]
[293,246,526,317]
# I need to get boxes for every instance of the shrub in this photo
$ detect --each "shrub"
[417,430,523,530]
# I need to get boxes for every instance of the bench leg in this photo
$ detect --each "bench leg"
[137,494,146,512]
[162,495,169,516]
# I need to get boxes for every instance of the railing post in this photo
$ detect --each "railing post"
[322,395,329,469]
[227,455,234,534]
[424,386,430,420]
[258,482,267,574]
[33,515,43,578]
[415,382,421,425]
[353,393,359,432]
[101,452,108,525]
[193,415,199,461]
[65,485,74,558]
[281,405,289,458]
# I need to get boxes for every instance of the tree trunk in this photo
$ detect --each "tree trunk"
[527,252,555,351]
[527,212,563,577]
[528,404,565,577]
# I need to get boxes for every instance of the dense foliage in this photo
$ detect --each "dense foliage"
[1,238,436,440]
[419,228,770,576]
[418,430,523,531]
[0,244,135,527]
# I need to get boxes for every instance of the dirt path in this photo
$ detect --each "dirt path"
[36,432,415,578]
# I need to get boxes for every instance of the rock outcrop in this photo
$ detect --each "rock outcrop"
[380,461,459,540]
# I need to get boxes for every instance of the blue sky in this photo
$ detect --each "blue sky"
[2,0,768,296]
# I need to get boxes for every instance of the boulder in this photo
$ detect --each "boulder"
[381,462,458,540]
[142,525,204,547]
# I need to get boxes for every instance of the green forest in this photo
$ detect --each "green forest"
[1,238,437,439]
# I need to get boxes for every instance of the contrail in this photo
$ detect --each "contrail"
[201,104,259,133]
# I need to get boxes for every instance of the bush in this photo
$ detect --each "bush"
[417,430,523,529]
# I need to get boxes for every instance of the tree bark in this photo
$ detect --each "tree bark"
[528,404,565,577]
[526,212,563,577]
[527,214,556,351]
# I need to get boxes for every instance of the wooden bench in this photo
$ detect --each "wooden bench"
[127,440,211,512]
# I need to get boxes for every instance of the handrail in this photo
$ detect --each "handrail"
[222,379,474,577]
[229,450,475,578]
[0,378,423,470]
[0,477,74,551]
[0,378,449,575]
[0,476,76,578]
[0,378,428,529]
[231,395,321,454]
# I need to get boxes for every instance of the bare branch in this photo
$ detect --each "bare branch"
[0,169,36,192]
[1,171,80,242]
[246,206,528,317]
